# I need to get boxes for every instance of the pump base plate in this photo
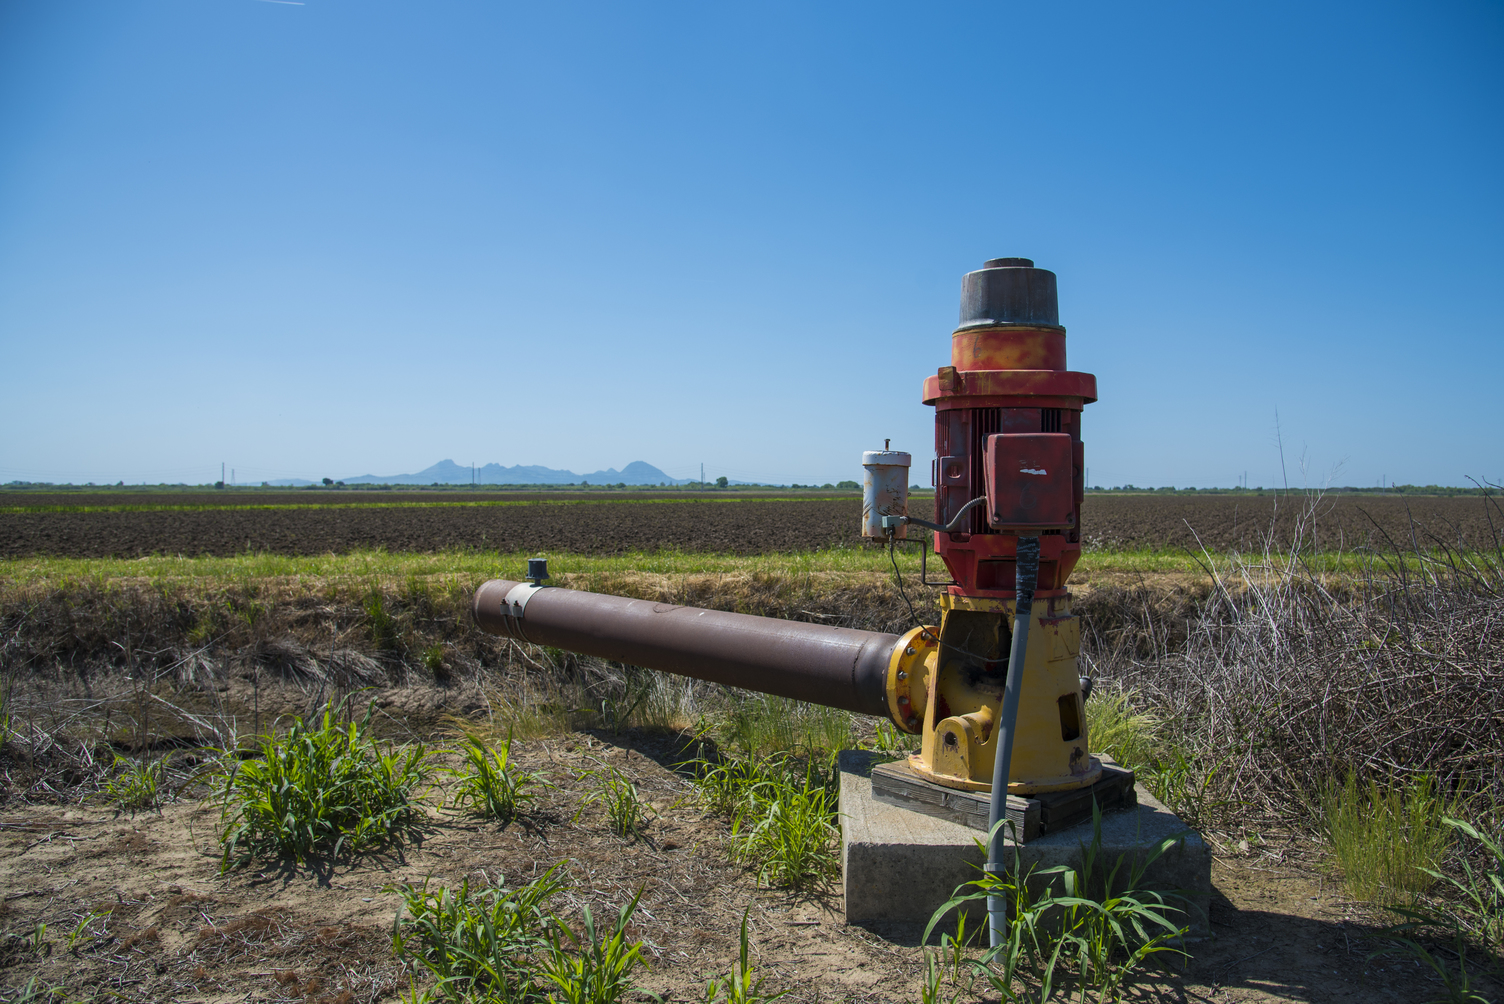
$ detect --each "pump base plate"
[871,756,1135,843]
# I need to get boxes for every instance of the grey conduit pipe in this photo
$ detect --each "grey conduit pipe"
[987,534,1040,949]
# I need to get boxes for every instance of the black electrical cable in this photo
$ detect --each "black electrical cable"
[886,529,1005,668]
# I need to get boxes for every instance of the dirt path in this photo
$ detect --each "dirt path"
[0,733,1491,1003]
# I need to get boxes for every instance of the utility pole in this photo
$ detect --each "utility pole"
[221,462,225,487]
[701,463,704,490]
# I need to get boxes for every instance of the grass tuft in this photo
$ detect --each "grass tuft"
[542,888,652,1004]
[391,865,564,1001]
[695,755,840,891]
[925,805,1188,1002]
[1083,687,1160,772]
[103,754,169,814]
[1322,773,1454,904]
[215,704,435,869]
[448,731,548,823]
[576,762,647,839]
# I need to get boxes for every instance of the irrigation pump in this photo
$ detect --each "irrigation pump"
[472,257,1104,800]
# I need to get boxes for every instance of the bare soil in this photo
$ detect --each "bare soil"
[0,726,1492,1004]
[0,493,1497,559]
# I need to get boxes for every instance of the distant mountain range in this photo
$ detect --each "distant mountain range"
[267,459,696,487]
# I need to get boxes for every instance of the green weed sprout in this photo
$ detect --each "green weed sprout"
[215,704,434,869]
[1363,814,1504,1004]
[1322,772,1453,903]
[104,754,168,814]
[730,767,838,890]
[65,911,108,953]
[449,731,549,823]
[4,976,63,1003]
[391,865,565,1001]
[702,910,786,1004]
[576,762,646,839]
[1422,816,1504,948]
[693,755,839,891]
[924,807,1188,1003]
[542,888,652,1004]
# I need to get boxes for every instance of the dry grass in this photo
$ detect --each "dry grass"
[1082,490,1504,829]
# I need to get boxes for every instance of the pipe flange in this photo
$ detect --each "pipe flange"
[886,625,938,734]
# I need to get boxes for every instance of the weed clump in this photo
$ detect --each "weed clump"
[448,732,548,823]
[392,866,564,1001]
[576,762,647,839]
[1322,773,1454,903]
[103,754,169,814]
[215,705,434,869]
[391,865,655,1004]
[695,755,839,891]
[925,807,1189,1002]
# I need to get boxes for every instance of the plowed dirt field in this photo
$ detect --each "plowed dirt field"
[0,493,1495,558]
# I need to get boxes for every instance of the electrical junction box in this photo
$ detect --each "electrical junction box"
[983,432,1076,531]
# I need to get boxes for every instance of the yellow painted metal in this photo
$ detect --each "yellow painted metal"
[896,596,1100,794]
[886,625,938,734]
[936,593,1012,614]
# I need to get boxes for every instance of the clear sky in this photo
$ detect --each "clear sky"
[1,1,1500,488]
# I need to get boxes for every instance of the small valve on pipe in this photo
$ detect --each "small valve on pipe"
[526,558,550,586]
[862,444,911,540]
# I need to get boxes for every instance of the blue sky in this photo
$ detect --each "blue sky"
[1,1,1500,488]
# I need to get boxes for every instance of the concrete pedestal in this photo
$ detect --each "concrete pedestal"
[839,750,1211,935]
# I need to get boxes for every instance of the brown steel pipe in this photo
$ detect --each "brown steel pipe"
[473,580,900,719]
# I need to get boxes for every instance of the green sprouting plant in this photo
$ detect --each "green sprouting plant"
[925,808,1189,1003]
[423,644,447,678]
[919,948,960,1004]
[542,888,652,1004]
[730,765,839,891]
[1082,688,1160,772]
[939,909,981,992]
[104,754,168,813]
[65,911,108,952]
[2,976,63,1003]
[691,754,840,891]
[215,704,434,869]
[1369,911,1492,1004]
[394,979,436,1004]
[365,588,399,651]
[449,732,548,823]
[1321,772,1454,903]
[1142,749,1238,830]
[1358,814,1504,1004]
[1422,816,1504,949]
[27,922,49,956]
[391,865,565,1001]
[692,756,769,819]
[576,763,646,839]
[715,695,852,763]
[0,676,14,744]
[867,719,921,755]
[701,910,785,1004]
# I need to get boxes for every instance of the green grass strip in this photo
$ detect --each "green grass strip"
[2,544,1477,590]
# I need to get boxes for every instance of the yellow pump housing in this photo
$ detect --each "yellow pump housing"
[885,594,1100,794]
